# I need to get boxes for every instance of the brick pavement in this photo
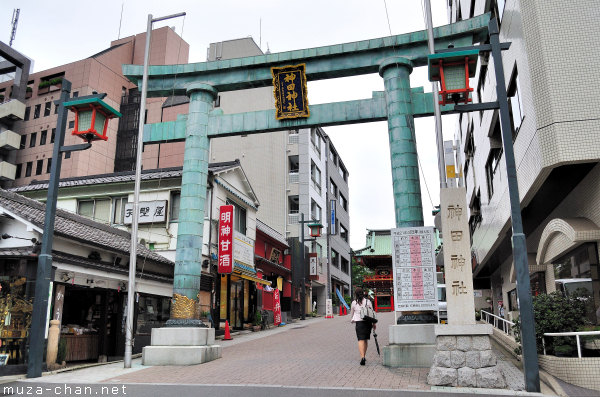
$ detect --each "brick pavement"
[108,311,431,390]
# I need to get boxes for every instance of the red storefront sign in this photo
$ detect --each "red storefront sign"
[218,205,234,274]
[273,288,282,326]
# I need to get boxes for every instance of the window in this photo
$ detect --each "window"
[485,148,502,200]
[77,198,111,223]
[310,129,321,154]
[477,64,488,121]
[338,164,347,181]
[226,199,247,235]
[29,133,36,148]
[329,149,337,165]
[311,161,321,193]
[69,120,75,129]
[112,196,128,225]
[15,164,22,179]
[311,199,321,221]
[40,130,47,145]
[330,179,337,197]
[51,128,55,143]
[508,67,524,141]
[55,104,59,114]
[341,257,349,274]
[19,135,26,149]
[340,224,348,242]
[508,288,518,311]
[25,162,32,177]
[33,104,40,119]
[339,194,348,211]
[24,107,30,121]
[72,91,79,98]
[331,249,339,268]
[46,158,52,174]
[44,101,51,117]
[35,160,43,175]
[170,191,181,221]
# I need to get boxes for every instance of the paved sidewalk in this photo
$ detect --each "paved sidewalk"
[10,312,557,396]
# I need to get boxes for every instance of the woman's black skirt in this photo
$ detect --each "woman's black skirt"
[355,320,372,341]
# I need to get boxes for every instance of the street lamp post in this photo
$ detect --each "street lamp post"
[27,81,120,378]
[427,18,540,393]
[298,213,322,320]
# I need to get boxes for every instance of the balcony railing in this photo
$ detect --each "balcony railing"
[288,212,299,225]
[288,134,299,145]
[289,172,299,184]
[543,331,600,358]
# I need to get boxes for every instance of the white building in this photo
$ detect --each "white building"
[447,0,600,323]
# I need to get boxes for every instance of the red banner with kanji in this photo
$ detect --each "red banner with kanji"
[273,288,282,326]
[218,205,234,274]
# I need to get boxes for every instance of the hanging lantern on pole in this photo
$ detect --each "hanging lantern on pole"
[428,49,479,106]
[64,97,122,142]
[307,221,323,238]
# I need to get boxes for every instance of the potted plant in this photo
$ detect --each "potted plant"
[252,310,262,332]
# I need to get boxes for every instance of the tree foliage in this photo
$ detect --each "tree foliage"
[512,291,588,355]
[351,263,374,290]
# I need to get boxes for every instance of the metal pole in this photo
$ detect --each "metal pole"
[125,10,186,369]
[124,13,152,369]
[300,213,306,320]
[424,0,447,188]
[488,18,540,393]
[27,79,72,378]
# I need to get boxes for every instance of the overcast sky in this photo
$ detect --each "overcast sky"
[1,0,458,250]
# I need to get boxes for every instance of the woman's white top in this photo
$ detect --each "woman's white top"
[350,298,372,323]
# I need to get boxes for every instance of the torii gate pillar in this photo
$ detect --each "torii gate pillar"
[380,57,424,228]
[168,83,217,326]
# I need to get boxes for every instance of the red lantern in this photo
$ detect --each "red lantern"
[64,97,121,142]
[428,49,479,106]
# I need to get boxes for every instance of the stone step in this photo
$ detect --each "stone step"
[142,345,222,366]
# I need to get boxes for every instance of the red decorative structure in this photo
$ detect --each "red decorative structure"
[64,97,121,142]
[428,49,479,106]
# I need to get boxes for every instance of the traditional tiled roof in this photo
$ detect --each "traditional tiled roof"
[9,167,184,193]
[0,189,173,266]
[256,219,288,248]
[354,229,392,257]
[9,163,244,193]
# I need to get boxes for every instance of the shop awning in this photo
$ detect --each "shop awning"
[234,262,271,286]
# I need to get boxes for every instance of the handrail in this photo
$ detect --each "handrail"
[480,309,515,336]
[542,331,600,358]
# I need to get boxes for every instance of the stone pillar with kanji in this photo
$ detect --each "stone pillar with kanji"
[427,187,506,388]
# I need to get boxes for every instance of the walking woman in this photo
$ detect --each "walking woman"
[349,287,376,365]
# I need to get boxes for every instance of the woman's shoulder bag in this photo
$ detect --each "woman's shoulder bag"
[359,299,378,324]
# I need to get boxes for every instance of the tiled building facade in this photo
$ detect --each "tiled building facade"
[448,0,599,323]
[1,27,189,187]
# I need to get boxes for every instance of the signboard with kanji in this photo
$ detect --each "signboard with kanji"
[271,64,310,120]
[273,288,282,326]
[233,231,254,268]
[309,253,318,276]
[124,200,167,224]
[218,205,234,274]
[391,226,438,312]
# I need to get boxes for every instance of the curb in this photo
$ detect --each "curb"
[0,353,143,384]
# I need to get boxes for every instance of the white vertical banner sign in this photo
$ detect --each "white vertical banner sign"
[391,227,437,312]
[325,298,333,318]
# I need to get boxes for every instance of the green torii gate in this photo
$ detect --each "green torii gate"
[123,14,490,319]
